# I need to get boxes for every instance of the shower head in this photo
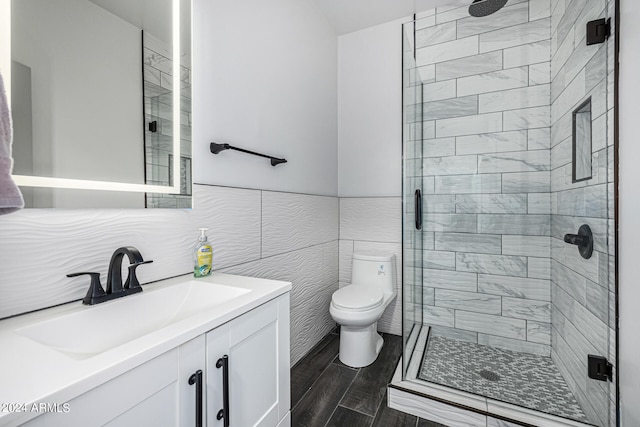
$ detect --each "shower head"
[468,0,509,17]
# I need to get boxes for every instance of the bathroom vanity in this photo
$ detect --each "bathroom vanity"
[0,273,291,427]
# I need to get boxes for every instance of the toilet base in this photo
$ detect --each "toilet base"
[338,323,384,368]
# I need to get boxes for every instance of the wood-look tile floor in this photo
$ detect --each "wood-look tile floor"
[290,330,447,427]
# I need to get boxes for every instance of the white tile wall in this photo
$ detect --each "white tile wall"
[0,184,339,367]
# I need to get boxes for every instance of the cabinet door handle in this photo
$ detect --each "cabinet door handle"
[216,355,230,427]
[414,189,422,230]
[188,370,203,427]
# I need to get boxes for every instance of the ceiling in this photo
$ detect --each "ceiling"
[310,0,471,35]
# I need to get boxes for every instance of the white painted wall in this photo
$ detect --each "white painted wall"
[337,18,405,197]
[618,1,640,424]
[192,0,338,196]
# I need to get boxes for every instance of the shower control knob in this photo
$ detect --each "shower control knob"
[563,224,594,260]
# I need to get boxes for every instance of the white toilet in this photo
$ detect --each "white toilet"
[330,253,397,368]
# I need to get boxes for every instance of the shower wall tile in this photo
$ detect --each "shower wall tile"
[478,150,550,174]
[435,112,503,138]
[478,334,550,356]
[527,320,552,345]
[456,2,530,39]
[479,18,551,53]
[435,232,502,254]
[423,306,456,328]
[503,40,551,69]
[502,235,550,257]
[455,194,528,214]
[435,174,502,194]
[457,67,529,97]
[410,1,556,355]
[455,311,526,340]
[479,84,550,114]
[456,253,528,277]
[478,214,550,236]
[416,36,479,67]
[435,51,504,81]
[478,274,550,301]
[456,131,528,156]
[435,289,502,315]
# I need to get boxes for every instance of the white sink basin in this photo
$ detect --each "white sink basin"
[16,281,250,358]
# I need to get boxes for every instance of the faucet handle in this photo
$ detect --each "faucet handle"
[67,272,107,305]
[125,260,154,291]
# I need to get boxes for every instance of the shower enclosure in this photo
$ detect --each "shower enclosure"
[400,1,616,426]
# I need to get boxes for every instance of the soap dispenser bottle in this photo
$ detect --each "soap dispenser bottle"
[194,228,213,277]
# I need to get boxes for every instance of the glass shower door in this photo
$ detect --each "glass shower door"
[401,24,424,379]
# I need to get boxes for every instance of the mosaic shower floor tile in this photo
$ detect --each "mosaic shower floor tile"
[418,336,590,423]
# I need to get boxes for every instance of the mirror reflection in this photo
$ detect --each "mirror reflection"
[10,0,192,208]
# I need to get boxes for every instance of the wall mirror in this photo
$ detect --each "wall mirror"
[572,97,592,183]
[6,0,192,208]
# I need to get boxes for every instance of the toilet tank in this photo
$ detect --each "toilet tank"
[351,253,396,295]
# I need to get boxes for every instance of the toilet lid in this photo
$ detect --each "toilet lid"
[332,285,383,311]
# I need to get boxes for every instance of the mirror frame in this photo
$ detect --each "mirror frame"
[0,0,184,195]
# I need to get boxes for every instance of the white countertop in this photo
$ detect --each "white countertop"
[0,272,291,427]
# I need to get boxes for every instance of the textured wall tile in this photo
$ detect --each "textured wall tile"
[479,18,551,53]
[423,268,478,292]
[457,253,528,277]
[436,51,503,81]
[502,235,550,257]
[435,174,502,194]
[478,333,550,356]
[456,131,528,155]
[504,40,552,68]
[436,232,502,254]
[435,289,501,315]
[455,311,526,340]
[262,192,338,258]
[457,67,529,97]
[221,244,336,366]
[339,197,401,243]
[479,274,550,301]
[456,194,527,214]
[338,240,354,284]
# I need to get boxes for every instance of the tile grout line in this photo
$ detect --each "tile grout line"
[291,337,340,414]
[322,366,363,427]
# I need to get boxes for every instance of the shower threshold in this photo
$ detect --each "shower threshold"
[388,325,596,427]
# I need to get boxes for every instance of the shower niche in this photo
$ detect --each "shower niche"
[396,1,616,426]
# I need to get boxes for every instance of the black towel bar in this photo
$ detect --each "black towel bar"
[210,142,287,167]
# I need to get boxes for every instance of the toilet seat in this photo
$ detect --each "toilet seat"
[332,285,383,311]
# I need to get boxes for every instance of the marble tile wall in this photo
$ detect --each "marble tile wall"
[549,1,615,426]
[0,184,339,367]
[408,0,554,357]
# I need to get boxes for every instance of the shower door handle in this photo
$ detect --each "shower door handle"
[414,189,422,230]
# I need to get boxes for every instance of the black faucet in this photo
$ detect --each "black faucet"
[67,246,153,305]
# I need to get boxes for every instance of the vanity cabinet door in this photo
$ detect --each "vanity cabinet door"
[178,335,207,427]
[21,349,180,427]
[206,295,290,427]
